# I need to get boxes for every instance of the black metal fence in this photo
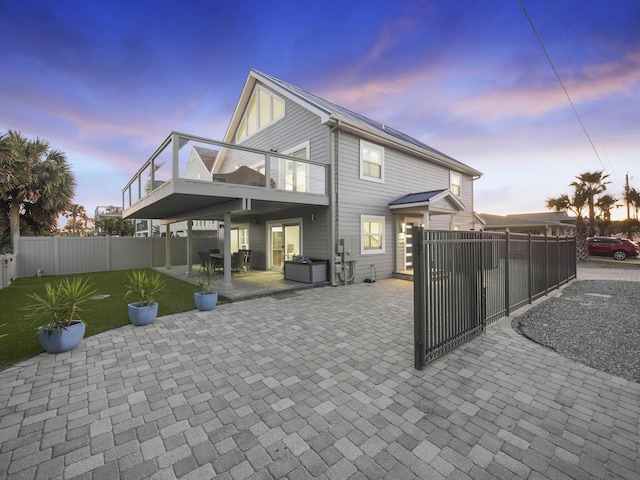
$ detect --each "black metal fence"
[414,229,576,369]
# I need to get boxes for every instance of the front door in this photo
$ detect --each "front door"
[268,221,302,271]
[405,222,415,270]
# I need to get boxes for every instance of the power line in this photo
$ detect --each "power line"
[518,0,607,174]
[545,0,617,178]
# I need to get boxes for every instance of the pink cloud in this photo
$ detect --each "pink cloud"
[365,3,431,61]
[315,51,640,131]
[449,53,640,121]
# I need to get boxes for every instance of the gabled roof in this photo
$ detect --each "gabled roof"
[224,69,482,177]
[389,189,447,206]
[193,146,218,171]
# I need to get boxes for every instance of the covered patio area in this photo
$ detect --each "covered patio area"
[155,264,331,302]
[123,132,331,294]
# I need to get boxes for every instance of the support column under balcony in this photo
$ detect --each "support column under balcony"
[222,211,233,291]
[186,220,193,276]
[165,224,172,269]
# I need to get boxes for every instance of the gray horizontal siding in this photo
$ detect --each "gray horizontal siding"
[226,82,333,269]
[335,132,475,281]
[234,84,330,167]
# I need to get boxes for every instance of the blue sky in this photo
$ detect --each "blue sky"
[1,0,639,222]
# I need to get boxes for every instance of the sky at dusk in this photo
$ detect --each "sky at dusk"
[1,0,639,224]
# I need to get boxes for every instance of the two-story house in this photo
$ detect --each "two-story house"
[122,69,482,290]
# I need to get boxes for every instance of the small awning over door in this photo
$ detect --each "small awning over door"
[388,189,465,215]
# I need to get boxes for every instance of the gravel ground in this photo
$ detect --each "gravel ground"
[513,279,640,383]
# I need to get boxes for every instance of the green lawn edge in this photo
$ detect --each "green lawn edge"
[0,269,226,371]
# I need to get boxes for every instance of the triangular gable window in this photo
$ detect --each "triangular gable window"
[236,86,285,142]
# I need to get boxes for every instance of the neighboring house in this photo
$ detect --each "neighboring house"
[135,147,221,239]
[183,146,216,181]
[122,69,482,288]
[480,212,576,236]
[94,205,123,235]
[133,218,220,239]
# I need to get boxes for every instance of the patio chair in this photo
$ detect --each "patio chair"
[231,252,245,274]
[198,251,211,268]
[241,249,252,272]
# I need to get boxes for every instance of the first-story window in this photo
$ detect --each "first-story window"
[231,226,250,253]
[361,215,385,254]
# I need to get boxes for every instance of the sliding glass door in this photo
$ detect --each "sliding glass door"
[268,220,301,271]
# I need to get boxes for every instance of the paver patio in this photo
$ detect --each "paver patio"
[0,266,638,479]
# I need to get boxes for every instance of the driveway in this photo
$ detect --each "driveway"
[0,266,638,479]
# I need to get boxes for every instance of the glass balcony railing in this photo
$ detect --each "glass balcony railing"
[122,132,329,210]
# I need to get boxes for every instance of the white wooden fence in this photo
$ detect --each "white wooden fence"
[14,236,216,279]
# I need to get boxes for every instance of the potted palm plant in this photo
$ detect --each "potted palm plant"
[23,276,96,353]
[194,261,218,311]
[124,270,166,326]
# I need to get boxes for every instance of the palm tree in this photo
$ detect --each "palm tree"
[546,184,589,262]
[625,186,640,220]
[63,204,88,236]
[0,133,11,175]
[572,171,610,237]
[595,193,618,237]
[0,130,76,248]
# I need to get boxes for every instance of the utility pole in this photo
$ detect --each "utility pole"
[626,172,630,220]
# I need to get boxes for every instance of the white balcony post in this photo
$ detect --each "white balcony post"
[265,153,271,190]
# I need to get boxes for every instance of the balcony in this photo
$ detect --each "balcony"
[122,132,330,221]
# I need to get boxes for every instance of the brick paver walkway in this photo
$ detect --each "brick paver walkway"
[1,266,638,479]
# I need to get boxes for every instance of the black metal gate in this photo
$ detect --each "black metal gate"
[413,228,576,369]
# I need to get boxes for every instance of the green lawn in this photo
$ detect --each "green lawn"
[0,269,223,371]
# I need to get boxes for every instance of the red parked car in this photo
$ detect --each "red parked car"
[587,237,639,261]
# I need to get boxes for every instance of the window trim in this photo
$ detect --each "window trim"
[230,224,250,253]
[236,85,285,143]
[282,140,310,159]
[360,140,385,183]
[361,214,386,255]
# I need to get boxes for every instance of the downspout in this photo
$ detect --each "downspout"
[329,120,340,286]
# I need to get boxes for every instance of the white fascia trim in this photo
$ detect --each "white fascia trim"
[251,71,332,124]
[223,74,257,144]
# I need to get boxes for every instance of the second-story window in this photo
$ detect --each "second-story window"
[450,172,461,196]
[360,140,384,183]
[236,86,285,142]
